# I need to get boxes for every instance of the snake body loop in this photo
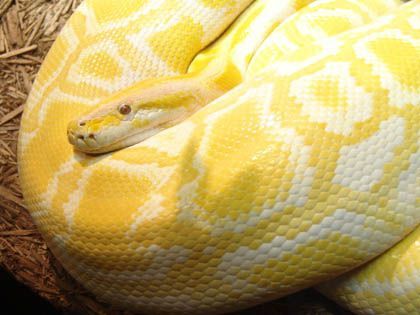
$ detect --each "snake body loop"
[18,0,419,314]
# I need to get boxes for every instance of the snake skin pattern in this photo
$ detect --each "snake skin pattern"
[18,0,419,314]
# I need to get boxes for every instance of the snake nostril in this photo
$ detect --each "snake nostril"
[79,121,86,126]
[77,135,84,140]
[88,134,95,139]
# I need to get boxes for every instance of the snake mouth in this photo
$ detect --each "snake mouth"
[67,121,167,154]
[67,129,101,153]
[67,128,126,154]
[67,106,193,154]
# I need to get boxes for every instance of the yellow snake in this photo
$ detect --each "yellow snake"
[18,0,419,314]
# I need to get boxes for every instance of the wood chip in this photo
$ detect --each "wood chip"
[0,26,5,52]
[0,185,25,208]
[25,10,47,46]
[22,53,43,63]
[0,104,24,126]
[0,44,37,58]
[19,66,33,92]
[0,230,37,236]
[45,1,66,36]
[0,201,20,217]
[0,0,13,18]
[0,57,35,64]
[3,5,23,47]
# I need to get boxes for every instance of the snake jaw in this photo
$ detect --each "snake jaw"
[67,117,132,154]
[67,119,100,153]
[67,106,192,154]
[67,86,201,153]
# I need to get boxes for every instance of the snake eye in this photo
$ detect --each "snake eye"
[118,104,131,115]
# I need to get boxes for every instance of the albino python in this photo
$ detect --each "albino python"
[18,0,419,314]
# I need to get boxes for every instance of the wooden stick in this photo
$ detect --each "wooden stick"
[0,230,38,236]
[0,0,13,18]
[0,185,26,208]
[0,44,37,59]
[25,10,47,46]
[0,104,24,126]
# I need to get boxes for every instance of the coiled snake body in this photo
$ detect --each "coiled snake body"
[18,0,419,314]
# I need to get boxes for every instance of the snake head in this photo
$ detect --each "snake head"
[67,90,194,154]
[67,73,217,154]
[68,101,135,154]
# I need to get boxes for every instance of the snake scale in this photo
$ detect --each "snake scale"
[18,0,419,314]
